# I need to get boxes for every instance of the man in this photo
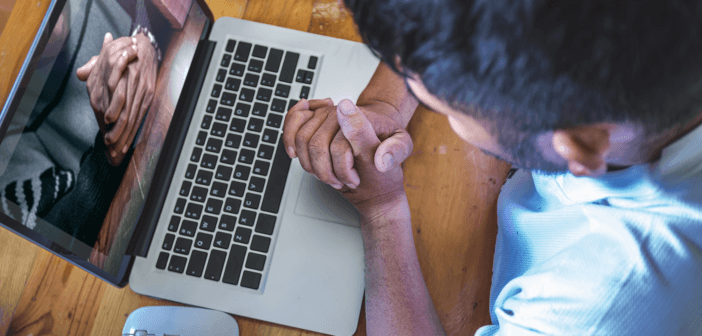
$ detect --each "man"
[283,0,702,334]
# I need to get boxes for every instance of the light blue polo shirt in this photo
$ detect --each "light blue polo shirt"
[476,124,702,335]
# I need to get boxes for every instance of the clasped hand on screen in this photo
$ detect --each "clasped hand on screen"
[76,32,158,166]
[283,99,411,220]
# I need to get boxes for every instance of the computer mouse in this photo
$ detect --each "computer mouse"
[122,306,239,336]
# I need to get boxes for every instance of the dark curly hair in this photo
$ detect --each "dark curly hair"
[343,0,702,170]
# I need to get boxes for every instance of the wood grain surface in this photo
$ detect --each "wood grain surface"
[0,0,510,335]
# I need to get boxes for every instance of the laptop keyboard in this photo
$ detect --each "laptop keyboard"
[154,39,320,291]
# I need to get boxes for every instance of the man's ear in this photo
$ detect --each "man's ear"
[551,124,613,177]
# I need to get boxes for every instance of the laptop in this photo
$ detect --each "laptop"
[0,0,380,334]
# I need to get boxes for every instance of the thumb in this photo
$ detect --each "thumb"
[336,99,381,159]
[375,129,413,172]
[76,56,98,81]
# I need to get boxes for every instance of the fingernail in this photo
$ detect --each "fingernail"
[132,45,137,51]
[123,50,128,57]
[331,183,344,189]
[339,100,355,115]
[122,144,129,153]
[346,183,357,189]
[382,153,394,170]
[110,149,116,157]
[287,146,296,158]
[104,32,110,41]
[132,37,137,44]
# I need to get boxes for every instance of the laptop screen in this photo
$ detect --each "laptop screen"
[0,0,209,280]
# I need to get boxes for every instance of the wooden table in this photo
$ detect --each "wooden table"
[0,0,511,335]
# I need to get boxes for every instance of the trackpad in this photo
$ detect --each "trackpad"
[294,173,360,228]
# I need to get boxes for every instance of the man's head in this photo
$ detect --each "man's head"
[343,0,702,175]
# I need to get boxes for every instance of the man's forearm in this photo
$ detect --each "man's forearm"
[357,62,419,128]
[361,195,445,336]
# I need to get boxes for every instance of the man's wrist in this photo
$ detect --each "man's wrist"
[131,25,162,62]
[357,189,410,226]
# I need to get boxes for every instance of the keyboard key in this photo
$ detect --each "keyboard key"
[200,154,217,169]
[270,98,286,112]
[253,160,270,176]
[252,45,268,58]
[225,133,242,148]
[230,62,245,76]
[224,198,242,214]
[234,103,250,118]
[230,118,246,133]
[275,84,290,98]
[252,102,268,117]
[225,77,240,91]
[219,214,237,231]
[179,220,197,237]
[288,99,299,112]
[225,39,236,53]
[229,181,246,197]
[261,73,276,87]
[308,56,318,69]
[206,99,217,113]
[168,255,187,273]
[204,249,226,281]
[304,71,314,84]
[239,88,254,102]
[262,129,277,144]
[234,41,252,62]
[220,92,236,107]
[247,118,264,133]
[256,88,272,102]
[186,250,208,277]
[185,164,197,179]
[195,170,213,186]
[244,193,261,210]
[211,122,227,137]
[280,52,300,83]
[300,86,310,99]
[248,176,266,193]
[201,115,212,129]
[214,231,232,249]
[174,237,193,255]
[156,252,169,269]
[221,53,231,67]
[206,138,223,153]
[220,149,238,165]
[162,233,175,250]
[296,69,306,83]
[179,180,191,197]
[194,232,213,250]
[174,198,186,214]
[261,137,292,213]
[211,84,222,98]
[205,198,223,215]
[243,133,259,148]
[265,48,284,73]
[257,144,275,160]
[248,59,263,73]
[216,69,227,82]
[168,215,180,232]
[246,252,266,271]
[215,165,233,181]
[241,271,262,290]
[255,213,276,235]
[190,147,202,162]
[243,73,259,87]
[266,114,282,129]
[239,210,256,226]
[190,186,207,202]
[200,215,217,232]
[222,244,247,285]
[233,164,251,181]
[251,235,271,253]
[234,226,252,244]
[238,149,255,164]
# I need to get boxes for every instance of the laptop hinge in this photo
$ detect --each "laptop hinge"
[127,38,217,258]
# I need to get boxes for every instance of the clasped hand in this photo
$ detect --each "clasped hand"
[76,32,158,166]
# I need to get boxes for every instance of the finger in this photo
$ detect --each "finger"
[374,129,414,172]
[295,109,328,173]
[103,32,113,46]
[336,99,381,161]
[282,99,312,158]
[104,77,127,127]
[116,75,147,154]
[105,75,133,146]
[307,98,334,110]
[330,130,361,188]
[308,111,344,189]
[76,56,99,81]
[122,85,153,153]
[107,43,138,92]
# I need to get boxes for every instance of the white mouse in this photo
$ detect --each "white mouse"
[122,306,239,336]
